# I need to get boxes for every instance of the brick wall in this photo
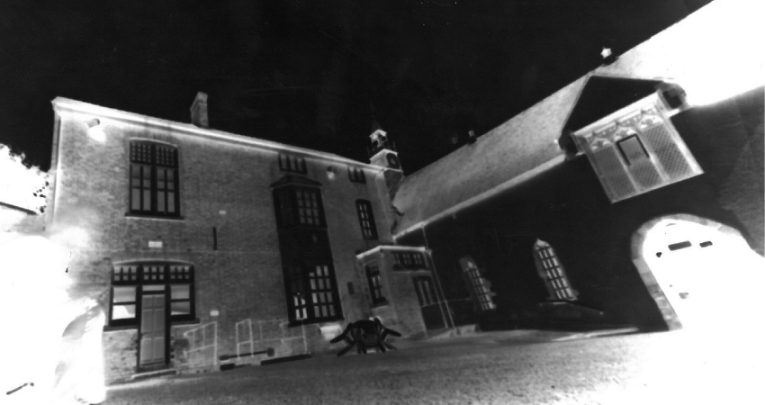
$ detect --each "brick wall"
[50,101,400,383]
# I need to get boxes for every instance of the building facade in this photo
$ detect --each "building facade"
[46,0,762,385]
[47,99,440,383]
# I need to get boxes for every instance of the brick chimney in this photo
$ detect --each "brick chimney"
[190,91,209,128]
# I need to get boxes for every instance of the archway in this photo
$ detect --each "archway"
[631,214,763,331]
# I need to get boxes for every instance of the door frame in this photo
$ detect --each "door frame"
[630,213,749,330]
[136,288,170,371]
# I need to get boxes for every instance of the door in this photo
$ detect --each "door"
[413,276,445,330]
[139,291,167,368]
[640,218,759,330]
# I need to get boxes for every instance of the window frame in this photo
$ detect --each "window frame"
[108,262,196,327]
[458,257,496,312]
[128,141,181,218]
[533,240,577,301]
[355,199,378,240]
[365,264,386,306]
[393,251,427,270]
[278,153,307,174]
[348,167,366,184]
[273,187,326,228]
[284,262,343,325]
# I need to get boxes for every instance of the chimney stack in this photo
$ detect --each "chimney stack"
[190,91,209,128]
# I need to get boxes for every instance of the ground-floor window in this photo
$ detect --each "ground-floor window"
[365,264,386,306]
[459,256,496,311]
[532,239,577,301]
[413,276,437,307]
[284,262,342,324]
[108,262,195,327]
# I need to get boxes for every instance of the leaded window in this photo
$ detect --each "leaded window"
[129,141,180,216]
[284,263,342,324]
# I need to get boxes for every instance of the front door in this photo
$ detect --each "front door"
[139,290,167,369]
[413,276,445,330]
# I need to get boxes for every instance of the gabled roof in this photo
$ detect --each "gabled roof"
[562,75,665,133]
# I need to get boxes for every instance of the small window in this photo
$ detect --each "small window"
[365,265,386,306]
[278,153,307,174]
[129,141,180,217]
[356,200,378,240]
[617,134,649,165]
[393,251,427,270]
[348,167,366,183]
[533,240,577,301]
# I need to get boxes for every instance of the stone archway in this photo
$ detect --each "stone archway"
[631,214,761,330]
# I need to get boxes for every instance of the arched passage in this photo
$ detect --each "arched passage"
[631,214,762,330]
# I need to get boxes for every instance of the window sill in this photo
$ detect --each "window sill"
[125,213,184,221]
[288,316,344,327]
[171,317,200,326]
[104,323,137,332]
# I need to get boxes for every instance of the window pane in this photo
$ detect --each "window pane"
[143,284,165,292]
[157,192,166,213]
[113,286,136,303]
[171,301,190,315]
[112,304,136,320]
[131,189,141,210]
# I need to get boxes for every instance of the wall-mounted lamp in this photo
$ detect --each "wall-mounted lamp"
[326,166,337,181]
[86,118,106,143]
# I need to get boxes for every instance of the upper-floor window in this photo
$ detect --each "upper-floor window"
[109,262,195,327]
[129,141,180,216]
[273,187,325,227]
[348,167,366,184]
[458,256,496,311]
[279,153,307,174]
[356,199,378,240]
[532,239,577,301]
[365,264,386,306]
[393,251,426,270]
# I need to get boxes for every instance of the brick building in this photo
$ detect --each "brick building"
[48,97,440,383]
[45,0,762,385]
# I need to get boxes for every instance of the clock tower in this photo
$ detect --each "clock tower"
[368,129,404,195]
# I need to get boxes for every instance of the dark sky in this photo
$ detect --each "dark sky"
[0,0,711,173]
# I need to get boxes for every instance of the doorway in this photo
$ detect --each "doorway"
[631,214,761,330]
[138,288,168,369]
[413,276,445,330]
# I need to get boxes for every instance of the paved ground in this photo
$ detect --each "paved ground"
[105,329,764,405]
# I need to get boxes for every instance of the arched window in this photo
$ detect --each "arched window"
[533,239,577,301]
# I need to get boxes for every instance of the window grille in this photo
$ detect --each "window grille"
[129,141,180,216]
[532,240,577,301]
[356,200,378,240]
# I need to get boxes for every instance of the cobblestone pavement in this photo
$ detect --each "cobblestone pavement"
[105,329,765,405]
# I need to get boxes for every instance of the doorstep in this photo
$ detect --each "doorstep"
[128,368,177,382]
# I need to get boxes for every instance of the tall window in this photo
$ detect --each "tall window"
[413,276,437,307]
[533,239,577,301]
[458,257,496,311]
[356,199,378,240]
[365,264,386,306]
[284,263,342,323]
[273,187,325,227]
[109,262,195,326]
[129,141,180,216]
[272,178,342,325]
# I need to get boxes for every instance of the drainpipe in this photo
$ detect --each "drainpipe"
[420,225,457,333]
